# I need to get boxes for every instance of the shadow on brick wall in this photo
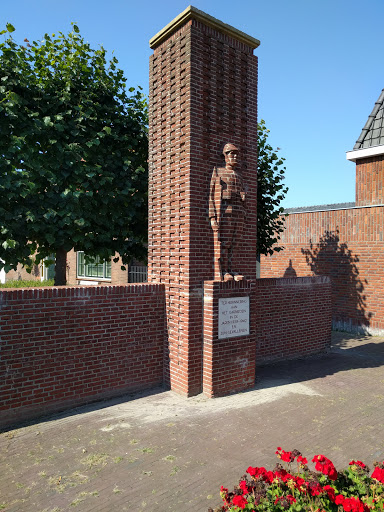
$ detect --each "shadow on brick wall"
[301,230,372,330]
[283,259,297,278]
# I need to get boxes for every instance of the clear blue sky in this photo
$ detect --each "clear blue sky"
[2,0,384,208]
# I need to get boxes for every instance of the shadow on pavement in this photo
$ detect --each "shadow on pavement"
[257,331,384,388]
[2,385,167,433]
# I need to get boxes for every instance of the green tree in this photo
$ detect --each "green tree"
[257,119,288,257]
[0,23,148,285]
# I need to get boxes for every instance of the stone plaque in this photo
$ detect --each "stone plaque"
[218,297,250,339]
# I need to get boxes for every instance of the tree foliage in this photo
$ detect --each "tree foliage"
[0,23,148,284]
[257,119,288,256]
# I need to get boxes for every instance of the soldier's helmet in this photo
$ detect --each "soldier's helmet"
[223,143,239,155]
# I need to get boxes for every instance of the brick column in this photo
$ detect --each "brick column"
[148,7,259,396]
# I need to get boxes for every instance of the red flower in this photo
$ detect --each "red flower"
[297,455,308,465]
[323,485,336,502]
[349,460,366,469]
[312,454,338,481]
[232,494,248,509]
[307,480,323,497]
[341,496,367,512]
[247,466,274,484]
[294,476,307,493]
[220,486,230,505]
[246,466,261,477]
[371,467,384,484]
[335,496,368,512]
[239,480,248,495]
[276,447,295,463]
[274,468,296,484]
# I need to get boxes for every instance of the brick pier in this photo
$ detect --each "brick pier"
[148,6,260,396]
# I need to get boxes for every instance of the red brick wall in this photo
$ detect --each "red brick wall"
[255,277,332,363]
[0,284,165,429]
[148,17,258,396]
[356,155,384,206]
[260,206,384,333]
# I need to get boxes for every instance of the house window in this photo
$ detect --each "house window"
[77,252,111,279]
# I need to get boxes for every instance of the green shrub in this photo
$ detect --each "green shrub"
[0,279,54,288]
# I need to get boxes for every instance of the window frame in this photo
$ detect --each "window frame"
[76,252,112,280]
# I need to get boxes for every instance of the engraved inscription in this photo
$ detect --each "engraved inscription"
[218,297,249,339]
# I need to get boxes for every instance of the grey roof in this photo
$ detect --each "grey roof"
[284,202,355,214]
[354,88,384,149]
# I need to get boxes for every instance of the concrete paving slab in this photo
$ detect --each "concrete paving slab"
[1,331,384,512]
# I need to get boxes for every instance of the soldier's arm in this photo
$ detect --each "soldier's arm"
[209,167,218,219]
[209,168,219,232]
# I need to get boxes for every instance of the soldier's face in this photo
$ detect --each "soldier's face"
[225,150,239,168]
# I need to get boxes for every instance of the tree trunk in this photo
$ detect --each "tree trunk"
[54,248,67,285]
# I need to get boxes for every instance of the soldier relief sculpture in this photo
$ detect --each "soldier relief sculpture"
[209,143,246,281]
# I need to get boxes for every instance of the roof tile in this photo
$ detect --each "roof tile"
[354,88,384,149]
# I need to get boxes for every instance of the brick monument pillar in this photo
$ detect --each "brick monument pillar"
[148,7,259,396]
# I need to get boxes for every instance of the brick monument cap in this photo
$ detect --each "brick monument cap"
[149,5,261,50]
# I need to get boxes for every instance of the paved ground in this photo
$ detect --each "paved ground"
[1,331,384,512]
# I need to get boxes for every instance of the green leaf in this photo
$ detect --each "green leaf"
[73,24,80,33]
[6,23,15,33]
[2,239,16,249]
